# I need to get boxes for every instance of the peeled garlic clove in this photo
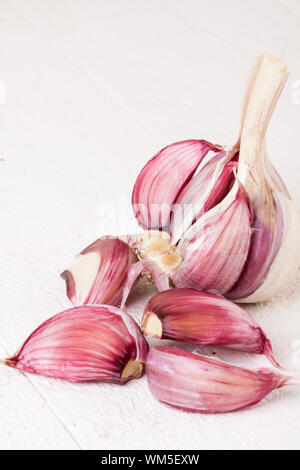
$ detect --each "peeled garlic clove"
[61,236,138,307]
[142,288,279,366]
[147,346,298,413]
[4,305,148,383]
[171,181,253,294]
[132,140,221,231]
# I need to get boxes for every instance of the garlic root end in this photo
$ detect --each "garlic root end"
[142,313,163,338]
[120,360,144,383]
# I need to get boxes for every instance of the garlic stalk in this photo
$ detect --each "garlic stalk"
[3,305,148,383]
[147,346,299,413]
[129,54,300,302]
[142,288,279,366]
[227,55,300,302]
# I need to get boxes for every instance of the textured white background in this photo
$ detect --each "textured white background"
[0,0,300,450]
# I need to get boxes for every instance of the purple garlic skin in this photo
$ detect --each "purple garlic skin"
[147,346,297,414]
[61,236,138,307]
[142,288,279,366]
[5,305,148,384]
[171,182,253,295]
[132,139,221,232]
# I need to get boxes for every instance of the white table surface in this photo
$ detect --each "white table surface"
[1,0,300,450]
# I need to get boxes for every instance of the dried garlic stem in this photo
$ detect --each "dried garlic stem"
[238,54,289,185]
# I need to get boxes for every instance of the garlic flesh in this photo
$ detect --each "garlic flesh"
[131,230,182,274]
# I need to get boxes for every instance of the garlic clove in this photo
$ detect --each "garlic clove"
[227,190,285,301]
[147,346,298,413]
[4,305,148,383]
[132,140,221,231]
[203,161,237,213]
[171,181,253,294]
[142,288,279,366]
[236,194,300,303]
[170,151,237,244]
[61,236,138,307]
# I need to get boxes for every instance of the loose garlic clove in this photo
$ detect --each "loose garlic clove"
[61,236,138,307]
[147,346,298,413]
[4,305,148,384]
[142,288,279,366]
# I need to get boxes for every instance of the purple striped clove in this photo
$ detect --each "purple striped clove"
[132,140,221,232]
[3,305,148,383]
[171,181,253,294]
[147,346,299,413]
[142,288,279,366]
[61,236,138,307]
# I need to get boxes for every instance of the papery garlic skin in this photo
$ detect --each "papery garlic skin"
[226,55,300,302]
[5,305,148,383]
[171,181,253,294]
[132,140,221,231]
[232,196,300,303]
[147,346,297,413]
[142,288,279,366]
[130,54,300,303]
[170,152,237,244]
[61,236,138,307]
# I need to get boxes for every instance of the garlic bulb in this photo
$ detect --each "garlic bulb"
[130,54,300,302]
[3,305,148,383]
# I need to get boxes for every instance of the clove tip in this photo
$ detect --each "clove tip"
[262,338,281,368]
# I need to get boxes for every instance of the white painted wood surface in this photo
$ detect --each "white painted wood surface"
[1,0,300,450]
